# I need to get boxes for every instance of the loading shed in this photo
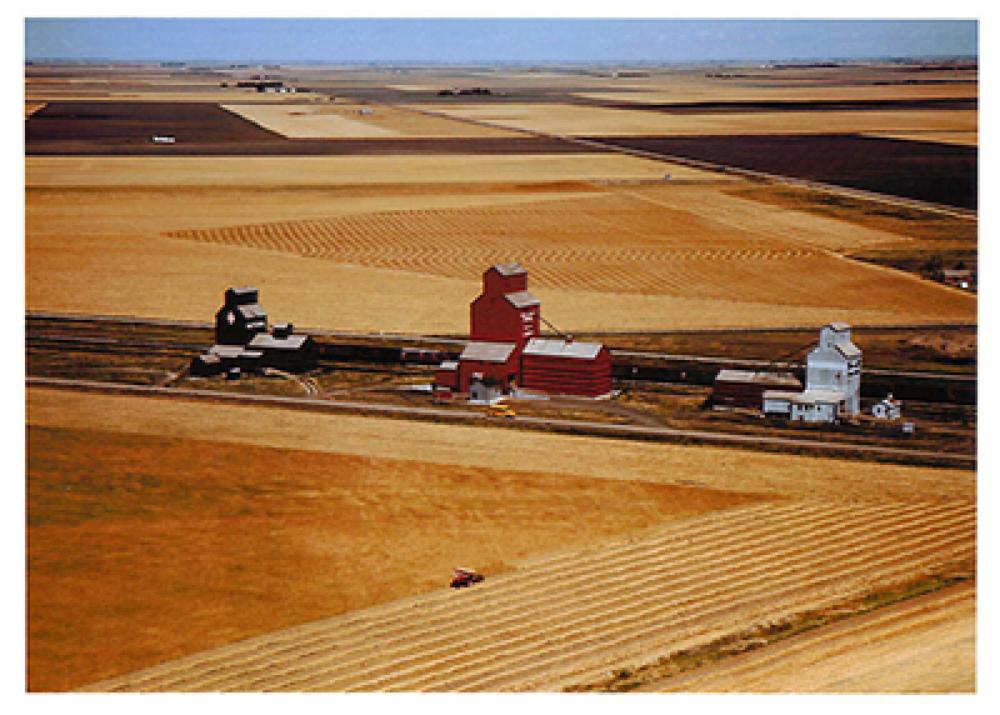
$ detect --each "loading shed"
[247,332,317,371]
[520,337,612,398]
[763,389,847,423]
[434,360,459,391]
[456,341,519,393]
[190,344,265,376]
[712,369,802,408]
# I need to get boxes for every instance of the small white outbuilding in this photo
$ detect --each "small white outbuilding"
[872,393,902,421]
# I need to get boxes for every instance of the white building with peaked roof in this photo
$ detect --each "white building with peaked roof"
[761,323,863,423]
[805,322,862,417]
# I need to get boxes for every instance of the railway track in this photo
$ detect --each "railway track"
[80,499,975,692]
[26,311,977,387]
[25,311,977,467]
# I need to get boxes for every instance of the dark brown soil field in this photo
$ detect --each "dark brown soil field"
[25,101,594,155]
[588,134,977,209]
[26,101,281,145]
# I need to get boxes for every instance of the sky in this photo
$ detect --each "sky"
[24,18,978,64]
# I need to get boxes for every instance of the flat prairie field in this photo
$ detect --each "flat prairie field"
[653,581,976,692]
[25,388,975,690]
[29,389,975,505]
[223,103,518,139]
[573,82,978,105]
[26,387,763,691]
[25,154,687,187]
[26,154,975,331]
[413,103,977,138]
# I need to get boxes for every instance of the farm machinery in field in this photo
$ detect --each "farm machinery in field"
[450,567,485,589]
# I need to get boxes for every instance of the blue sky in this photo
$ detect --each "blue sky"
[24,18,978,63]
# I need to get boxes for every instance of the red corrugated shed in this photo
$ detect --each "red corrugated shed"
[456,341,519,392]
[712,369,802,408]
[433,360,459,391]
[520,338,612,397]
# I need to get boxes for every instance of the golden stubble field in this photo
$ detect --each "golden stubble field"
[24,63,978,692]
[26,388,976,691]
[222,102,520,138]
[25,154,975,333]
[26,388,764,690]
[410,102,978,138]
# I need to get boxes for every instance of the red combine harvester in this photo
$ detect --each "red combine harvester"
[450,567,485,589]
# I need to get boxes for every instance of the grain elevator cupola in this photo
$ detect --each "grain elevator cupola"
[469,263,541,350]
[806,322,862,416]
[215,286,268,345]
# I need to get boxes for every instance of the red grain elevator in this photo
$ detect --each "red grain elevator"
[434,263,613,398]
[470,263,540,350]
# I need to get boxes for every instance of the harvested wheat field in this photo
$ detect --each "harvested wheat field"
[223,103,518,139]
[25,387,762,690]
[652,580,975,692]
[570,71,978,105]
[26,156,974,332]
[27,388,975,691]
[82,497,975,692]
[414,102,977,138]
[29,389,975,510]
[25,154,685,187]
[166,188,973,315]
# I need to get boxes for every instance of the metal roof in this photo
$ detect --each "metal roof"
[227,286,260,305]
[492,263,527,277]
[459,341,516,363]
[523,337,604,360]
[763,389,846,405]
[237,304,267,320]
[248,333,309,351]
[716,369,801,387]
[835,342,862,359]
[505,290,540,308]
[209,345,263,359]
